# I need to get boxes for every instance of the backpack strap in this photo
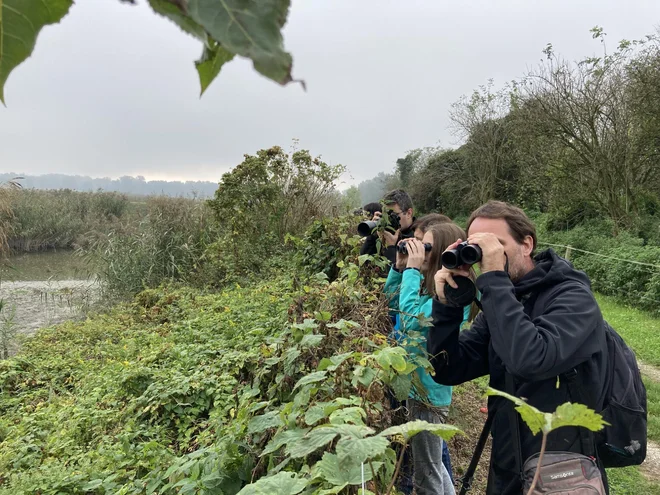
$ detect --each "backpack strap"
[563,368,597,458]
[458,412,495,495]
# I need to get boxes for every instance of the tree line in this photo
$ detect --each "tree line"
[358,28,660,236]
[0,173,218,198]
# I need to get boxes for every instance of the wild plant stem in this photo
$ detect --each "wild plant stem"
[527,432,548,495]
[368,460,381,495]
[386,439,408,495]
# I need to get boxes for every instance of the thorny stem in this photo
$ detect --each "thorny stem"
[527,432,548,495]
[386,439,408,495]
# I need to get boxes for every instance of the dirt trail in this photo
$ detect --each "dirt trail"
[637,362,660,483]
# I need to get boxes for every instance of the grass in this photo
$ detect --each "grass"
[596,293,660,366]
[597,293,660,492]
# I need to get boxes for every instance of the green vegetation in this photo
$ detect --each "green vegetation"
[0,0,297,104]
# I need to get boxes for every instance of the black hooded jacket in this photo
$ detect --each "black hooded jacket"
[428,249,609,495]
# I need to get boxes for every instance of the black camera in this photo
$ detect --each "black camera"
[441,241,482,269]
[357,210,401,237]
[397,242,432,255]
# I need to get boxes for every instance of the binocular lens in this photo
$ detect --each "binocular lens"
[441,250,460,269]
[461,245,481,265]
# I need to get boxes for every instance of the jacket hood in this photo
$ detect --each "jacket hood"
[514,248,591,296]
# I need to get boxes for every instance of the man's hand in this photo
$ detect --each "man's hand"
[406,239,425,269]
[467,232,506,274]
[434,239,471,305]
[383,229,399,247]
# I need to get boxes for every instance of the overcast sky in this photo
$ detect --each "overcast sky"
[1,0,659,187]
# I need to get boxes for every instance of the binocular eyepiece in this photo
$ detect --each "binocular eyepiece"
[441,241,482,269]
[397,242,432,255]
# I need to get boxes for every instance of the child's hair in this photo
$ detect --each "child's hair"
[422,223,480,321]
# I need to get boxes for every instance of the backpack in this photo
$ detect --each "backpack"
[522,452,606,495]
[594,322,647,467]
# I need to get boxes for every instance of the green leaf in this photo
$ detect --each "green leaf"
[352,365,377,388]
[187,0,295,85]
[336,435,389,464]
[550,402,608,432]
[291,319,319,332]
[375,347,408,372]
[195,43,235,96]
[319,351,354,372]
[261,427,309,456]
[81,480,103,491]
[148,0,207,42]
[486,387,548,435]
[0,0,74,104]
[315,452,382,486]
[285,426,339,458]
[379,420,463,442]
[387,374,412,402]
[236,471,308,495]
[304,402,338,426]
[329,406,366,425]
[293,370,327,390]
[300,334,324,348]
[248,410,283,435]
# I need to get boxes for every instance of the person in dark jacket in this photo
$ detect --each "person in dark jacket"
[359,189,415,265]
[428,201,609,495]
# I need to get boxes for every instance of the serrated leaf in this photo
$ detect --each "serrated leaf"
[315,452,382,486]
[261,427,309,456]
[293,370,327,390]
[300,334,324,348]
[375,347,408,372]
[329,406,366,425]
[236,471,308,495]
[352,365,377,388]
[304,402,337,426]
[0,0,73,104]
[285,426,339,458]
[148,0,207,42]
[319,351,354,372]
[487,387,547,435]
[195,43,235,96]
[387,374,412,402]
[248,410,283,435]
[291,319,319,332]
[336,435,389,464]
[379,420,463,442]
[550,402,608,432]
[187,0,294,85]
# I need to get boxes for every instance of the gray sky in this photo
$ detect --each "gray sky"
[1,0,659,187]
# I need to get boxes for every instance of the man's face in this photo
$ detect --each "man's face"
[468,217,534,281]
[389,204,414,230]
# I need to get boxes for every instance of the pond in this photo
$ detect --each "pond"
[0,250,101,342]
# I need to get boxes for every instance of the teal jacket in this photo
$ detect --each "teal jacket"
[384,267,470,407]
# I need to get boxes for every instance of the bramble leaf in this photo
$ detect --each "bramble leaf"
[293,370,327,390]
[336,434,389,464]
[285,426,339,458]
[550,402,608,432]
[0,0,73,104]
[248,410,282,434]
[236,471,308,495]
[487,387,548,435]
[195,43,235,96]
[379,420,463,442]
[315,452,382,486]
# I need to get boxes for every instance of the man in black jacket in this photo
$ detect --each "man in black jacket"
[359,189,415,265]
[428,201,609,495]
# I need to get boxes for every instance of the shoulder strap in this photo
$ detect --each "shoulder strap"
[505,372,524,479]
[563,368,597,458]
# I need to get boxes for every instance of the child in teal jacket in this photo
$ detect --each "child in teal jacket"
[384,222,473,495]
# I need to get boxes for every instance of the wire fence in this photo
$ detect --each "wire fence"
[536,240,660,309]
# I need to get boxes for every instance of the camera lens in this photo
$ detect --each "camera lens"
[357,221,378,237]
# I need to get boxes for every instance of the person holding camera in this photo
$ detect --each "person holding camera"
[428,201,609,495]
[384,223,474,495]
[359,190,416,265]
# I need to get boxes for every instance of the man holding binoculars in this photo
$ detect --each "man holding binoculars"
[428,200,610,495]
[358,189,416,265]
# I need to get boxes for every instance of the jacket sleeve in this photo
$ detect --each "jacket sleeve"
[427,300,491,385]
[477,271,602,382]
[398,269,429,333]
[383,267,403,315]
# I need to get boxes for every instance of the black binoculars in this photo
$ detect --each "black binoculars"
[357,210,401,237]
[441,241,482,269]
[397,242,432,255]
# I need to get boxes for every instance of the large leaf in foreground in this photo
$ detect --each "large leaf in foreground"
[237,471,308,495]
[379,420,463,442]
[187,0,294,84]
[0,0,73,103]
